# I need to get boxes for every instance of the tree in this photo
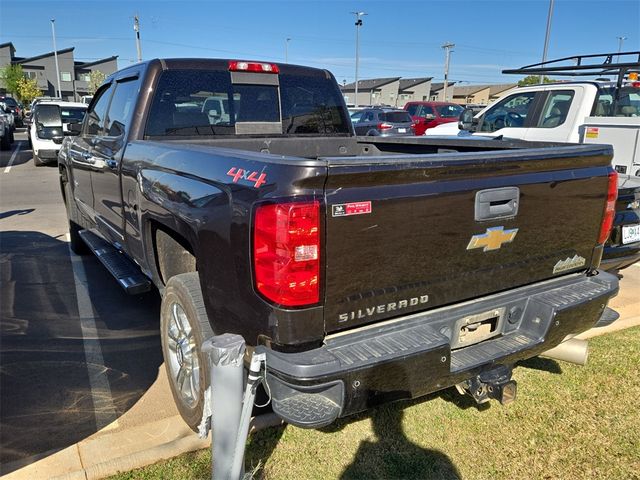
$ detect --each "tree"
[0,64,24,98]
[517,75,554,86]
[88,70,106,95]
[17,77,42,104]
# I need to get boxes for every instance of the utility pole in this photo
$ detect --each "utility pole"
[351,11,366,106]
[540,0,555,83]
[50,19,62,98]
[285,38,291,64]
[442,42,454,102]
[134,14,142,62]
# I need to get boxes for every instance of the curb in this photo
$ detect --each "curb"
[2,413,283,480]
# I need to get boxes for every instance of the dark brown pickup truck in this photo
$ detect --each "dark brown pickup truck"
[58,58,619,430]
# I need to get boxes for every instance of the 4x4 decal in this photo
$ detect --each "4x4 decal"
[226,167,267,188]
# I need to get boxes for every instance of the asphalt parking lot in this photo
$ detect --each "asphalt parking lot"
[0,131,164,473]
[1,130,639,478]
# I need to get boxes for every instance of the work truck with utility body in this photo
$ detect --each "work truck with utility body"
[59,58,620,431]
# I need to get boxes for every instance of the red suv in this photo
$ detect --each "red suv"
[404,101,463,135]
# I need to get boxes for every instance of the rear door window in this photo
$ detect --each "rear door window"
[537,91,574,128]
[418,105,435,117]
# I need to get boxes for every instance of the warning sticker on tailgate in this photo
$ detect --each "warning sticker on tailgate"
[332,201,372,217]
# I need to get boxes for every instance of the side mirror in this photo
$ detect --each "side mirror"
[458,108,476,132]
[68,122,82,135]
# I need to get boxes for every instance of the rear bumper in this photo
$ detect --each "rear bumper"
[259,271,619,428]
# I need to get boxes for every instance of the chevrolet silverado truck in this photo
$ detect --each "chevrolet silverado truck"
[58,58,619,431]
[428,51,640,271]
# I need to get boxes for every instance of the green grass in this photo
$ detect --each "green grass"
[111,327,640,480]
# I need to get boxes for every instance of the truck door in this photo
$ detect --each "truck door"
[475,91,539,139]
[90,75,141,246]
[523,87,583,143]
[67,83,115,219]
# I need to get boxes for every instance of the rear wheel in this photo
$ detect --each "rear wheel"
[161,272,214,431]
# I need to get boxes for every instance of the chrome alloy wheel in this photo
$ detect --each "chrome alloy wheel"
[166,302,201,408]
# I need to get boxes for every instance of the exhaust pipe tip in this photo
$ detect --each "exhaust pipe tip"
[540,337,589,366]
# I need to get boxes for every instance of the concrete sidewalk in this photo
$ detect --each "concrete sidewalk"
[3,266,639,480]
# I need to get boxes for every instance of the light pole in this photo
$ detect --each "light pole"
[285,38,291,64]
[540,0,555,83]
[351,11,366,106]
[617,35,628,60]
[134,15,142,62]
[50,19,62,98]
[442,42,454,102]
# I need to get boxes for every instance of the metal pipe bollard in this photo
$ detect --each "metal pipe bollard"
[201,334,246,480]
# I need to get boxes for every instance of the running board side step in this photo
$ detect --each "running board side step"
[78,229,151,295]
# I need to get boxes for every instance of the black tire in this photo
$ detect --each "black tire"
[161,272,214,432]
[9,129,14,144]
[63,180,89,254]
[33,153,44,167]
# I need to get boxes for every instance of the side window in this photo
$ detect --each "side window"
[84,84,114,136]
[538,91,574,128]
[479,92,536,133]
[362,111,374,122]
[104,79,140,137]
[419,105,435,117]
[406,104,419,116]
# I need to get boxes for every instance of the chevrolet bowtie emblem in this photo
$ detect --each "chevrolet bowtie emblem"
[467,226,518,252]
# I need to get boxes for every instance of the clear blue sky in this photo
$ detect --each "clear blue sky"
[1,0,638,85]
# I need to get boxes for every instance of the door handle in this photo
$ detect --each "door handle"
[475,187,520,221]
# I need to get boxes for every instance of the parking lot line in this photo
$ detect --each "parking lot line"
[4,141,22,173]
[68,245,120,431]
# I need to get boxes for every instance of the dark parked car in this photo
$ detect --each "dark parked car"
[0,96,24,127]
[404,101,464,135]
[352,107,415,136]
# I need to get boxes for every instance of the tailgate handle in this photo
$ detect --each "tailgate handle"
[475,187,520,221]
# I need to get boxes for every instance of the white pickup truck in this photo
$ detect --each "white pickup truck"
[426,52,640,270]
[426,81,640,176]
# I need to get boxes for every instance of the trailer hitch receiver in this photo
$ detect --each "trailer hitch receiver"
[456,365,517,406]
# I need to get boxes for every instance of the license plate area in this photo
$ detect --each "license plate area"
[451,307,505,349]
[622,224,640,244]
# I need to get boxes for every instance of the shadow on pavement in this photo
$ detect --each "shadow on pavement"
[0,142,32,169]
[0,230,163,474]
[0,209,35,220]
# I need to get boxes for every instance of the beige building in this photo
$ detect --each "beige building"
[428,82,457,101]
[341,77,400,106]
[397,78,432,106]
[451,83,517,106]
[341,77,517,108]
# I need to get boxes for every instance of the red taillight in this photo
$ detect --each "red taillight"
[598,169,618,244]
[229,61,280,74]
[253,201,320,307]
[378,122,393,130]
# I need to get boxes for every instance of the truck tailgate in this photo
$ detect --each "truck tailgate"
[321,145,613,333]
